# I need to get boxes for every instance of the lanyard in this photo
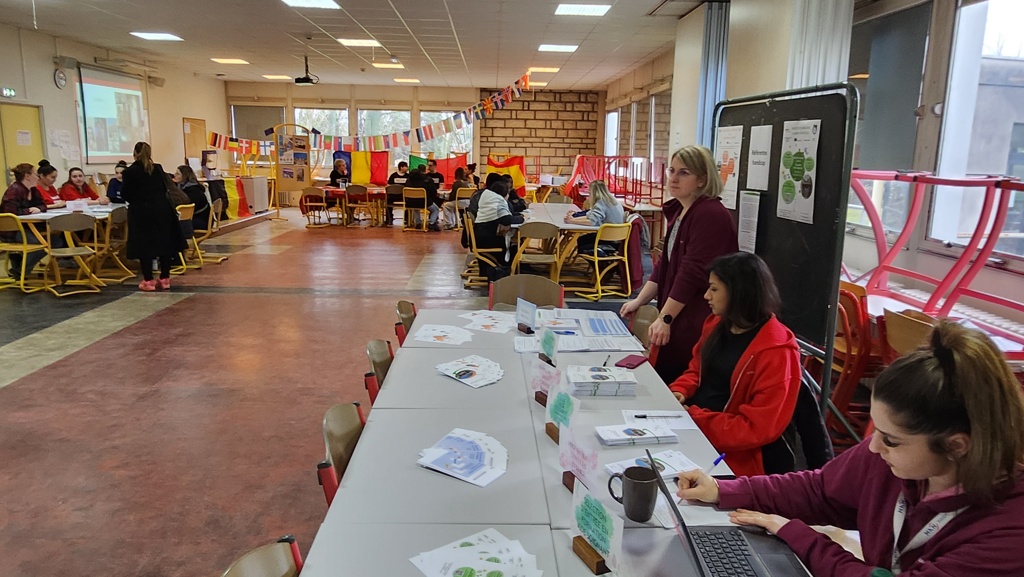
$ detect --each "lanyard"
[890,492,967,575]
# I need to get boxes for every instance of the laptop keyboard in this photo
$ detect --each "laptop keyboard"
[690,529,760,577]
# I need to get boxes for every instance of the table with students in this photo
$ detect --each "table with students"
[300,307,737,576]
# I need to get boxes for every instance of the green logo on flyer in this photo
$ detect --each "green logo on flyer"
[782,151,794,169]
[781,180,797,203]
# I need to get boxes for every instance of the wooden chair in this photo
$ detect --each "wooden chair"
[544,193,573,204]
[193,198,229,264]
[402,187,429,231]
[882,309,935,362]
[512,222,561,280]
[451,187,477,232]
[396,300,417,343]
[629,304,661,366]
[573,223,633,301]
[385,183,405,226]
[366,339,394,404]
[463,214,503,288]
[534,185,552,203]
[345,184,376,226]
[302,186,329,228]
[0,214,49,293]
[220,535,304,577]
[44,213,104,296]
[316,402,365,506]
[171,204,196,275]
[92,206,135,282]
[488,274,565,310]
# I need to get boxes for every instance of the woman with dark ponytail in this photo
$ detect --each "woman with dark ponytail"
[676,321,1024,576]
[121,142,186,291]
[34,160,66,209]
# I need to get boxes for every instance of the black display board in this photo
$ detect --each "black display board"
[714,85,858,405]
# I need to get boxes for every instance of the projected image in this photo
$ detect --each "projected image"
[79,66,151,163]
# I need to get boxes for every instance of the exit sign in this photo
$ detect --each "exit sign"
[1,88,15,98]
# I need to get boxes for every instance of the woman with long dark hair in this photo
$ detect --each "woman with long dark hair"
[677,321,1024,576]
[58,167,109,205]
[668,252,800,476]
[121,142,186,291]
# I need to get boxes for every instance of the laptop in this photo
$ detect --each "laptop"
[645,449,811,577]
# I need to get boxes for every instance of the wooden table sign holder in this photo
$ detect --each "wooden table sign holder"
[561,470,576,492]
[534,390,548,406]
[545,422,560,444]
[572,536,610,575]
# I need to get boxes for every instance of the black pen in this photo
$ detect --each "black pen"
[634,414,679,419]
[602,354,611,367]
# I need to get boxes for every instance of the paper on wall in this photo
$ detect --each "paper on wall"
[777,119,821,224]
[715,125,743,209]
[16,130,31,146]
[738,191,761,253]
[747,125,773,190]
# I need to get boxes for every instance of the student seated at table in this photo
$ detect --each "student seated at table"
[1,163,49,279]
[106,160,128,203]
[388,161,409,185]
[465,163,481,188]
[462,172,504,248]
[441,166,473,229]
[406,165,441,231]
[173,165,210,234]
[34,160,66,209]
[504,175,528,215]
[426,159,445,189]
[669,252,800,477]
[563,180,624,255]
[329,158,350,187]
[677,320,1024,577]
[474,180,523,281]
[59,167,109,205]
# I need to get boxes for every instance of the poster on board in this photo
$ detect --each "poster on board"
[276,134,310,191]
[715,125,743,209]
[746,125,773,190]
[776,119,820,224]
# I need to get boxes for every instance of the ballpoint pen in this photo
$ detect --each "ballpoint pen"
[602,354,611,367]
[678,453,726,504]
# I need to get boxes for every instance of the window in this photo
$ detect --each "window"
[231,105,285,140]
[419,111,473,161]
[358,109,411,163]
[930,0,1024,259]
[652,91,672,178]
[604,110,619,156]
[295,108,349,136]
[618,104,633,157]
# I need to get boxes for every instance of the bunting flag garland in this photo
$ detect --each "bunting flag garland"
[259,141,273,156]
[482,98,494,115]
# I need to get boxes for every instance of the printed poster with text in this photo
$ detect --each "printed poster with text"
[715,125,743,210]
[777,119,820,224]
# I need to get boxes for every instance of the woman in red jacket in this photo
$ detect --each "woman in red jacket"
[677,321,1024,577]
[669,251,800,477]
[58,167,109,205]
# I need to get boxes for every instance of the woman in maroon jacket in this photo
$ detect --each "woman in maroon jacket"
[620,145,738,382]
[669,252,800,477]
[1,163,47,280]
[677,321,1024,577]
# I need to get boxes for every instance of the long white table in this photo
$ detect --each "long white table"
[304,308,735,576]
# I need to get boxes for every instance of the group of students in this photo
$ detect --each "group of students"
[626,144,1024,575]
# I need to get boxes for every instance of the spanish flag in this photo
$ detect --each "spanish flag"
[486,155,527,196]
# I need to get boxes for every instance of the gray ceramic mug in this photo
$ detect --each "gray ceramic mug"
[608,465,659,523]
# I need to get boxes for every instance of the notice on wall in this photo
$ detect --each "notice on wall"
[738,191,761,253]
[16,130,31,146]
[747,125,773,190]
[777,119,820,224]
[715,125,743,209]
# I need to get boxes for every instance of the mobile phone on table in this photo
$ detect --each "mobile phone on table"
[614,354,648,369]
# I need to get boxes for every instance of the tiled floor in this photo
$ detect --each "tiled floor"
[0,210,489,577]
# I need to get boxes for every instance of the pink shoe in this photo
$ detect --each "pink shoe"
[138,280,156,292]
[158,278,171,290]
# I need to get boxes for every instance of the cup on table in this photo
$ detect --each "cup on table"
[608,465,659,523]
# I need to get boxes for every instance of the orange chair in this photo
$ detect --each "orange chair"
[316,402,365,506]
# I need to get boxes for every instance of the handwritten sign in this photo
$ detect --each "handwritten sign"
[559,427,599,488]
[527,356,561,394]
[546,381,578,430]
[538,326,558,366]
[516,298,537,332]
[571,478,623,571]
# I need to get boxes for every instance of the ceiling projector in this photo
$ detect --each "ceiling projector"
[295,55,319,85]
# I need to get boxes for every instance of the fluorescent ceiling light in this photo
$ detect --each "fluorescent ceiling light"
[338,38,382,47]
[130,32,183,41]
[211,58,250,64]
[372,62,405,69]
[528,67,560,73]
[262,75,292,80]
[281,0,340,7]
[530,82,548,87]
[849,73,869,79]
[393,78,420,83]
[539,44,577,53]
[555,4,611,16]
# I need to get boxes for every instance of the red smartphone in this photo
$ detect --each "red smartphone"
[615,354,648,369]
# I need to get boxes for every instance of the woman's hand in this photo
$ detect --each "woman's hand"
[673,392,686,404]
[729,509,791,535]
[620,299,641,320]
[98,197,110,205]
[28,207,41,214]
[676,469,720,504]
[649,318,671,346]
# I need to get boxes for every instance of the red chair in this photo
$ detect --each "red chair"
[220,535,303,576]
[316,402,365,506]
[365,340,394,407]
[396,300,417,345]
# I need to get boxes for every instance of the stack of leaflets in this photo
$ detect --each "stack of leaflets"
[414,324,474,345]
[410,528,543,577]
[604,449,700,479]
[417,429,508,487]
[459,310,517,334]
[436,356,504,388]
[566,365,638,397]
[513,335,644,353]
[595,423,678,446]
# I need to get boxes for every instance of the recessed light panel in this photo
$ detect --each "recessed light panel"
[281,0,340,8]
[211,58,250,64]
[393,78,420,83]
[262,75,292,80]
[339,38,382,47]
[130,32,183,41]
[528,67,560,73]
[539,44,578,53]
[555,4,611,16]
[531,82,549,87]
[372,62,405,69]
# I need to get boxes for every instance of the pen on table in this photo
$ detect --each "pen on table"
[677,453,727,504]
[634,413,679,419]
[602,354,611,367]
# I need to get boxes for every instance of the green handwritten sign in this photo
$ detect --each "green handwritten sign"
[539,326,557,364]
[548,391,575,428]
[575,494,614,555]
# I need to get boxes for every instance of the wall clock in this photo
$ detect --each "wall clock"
[54,69,67,89]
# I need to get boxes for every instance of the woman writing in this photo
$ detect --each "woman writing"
[34,161,66,209]
[620,145,738,382]
[677,321,1024,576]
[58,167,109,205]
[564,180,624,255]
[121,142,186,291]
[669,252,800,476]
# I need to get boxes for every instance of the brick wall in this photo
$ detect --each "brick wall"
[477,89,601,175]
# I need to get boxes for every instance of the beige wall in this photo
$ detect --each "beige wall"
[604,50,674,110]
[0,23,228,174]
[670,4,706,149]
[726,0,794,99]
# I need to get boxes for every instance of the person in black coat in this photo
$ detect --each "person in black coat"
[122,142,187,291]
[173,164,211,233]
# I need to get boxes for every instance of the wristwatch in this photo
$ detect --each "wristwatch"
[662,313,673,325]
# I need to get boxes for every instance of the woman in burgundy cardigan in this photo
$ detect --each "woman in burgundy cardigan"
[620,145,738,382]
[676,321,1024,577]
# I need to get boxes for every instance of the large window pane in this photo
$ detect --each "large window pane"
[652,91,672,181]
[604,110,619,156]
[232,105,285,141]
[931,0,1024,258]
[358,109,411,164]
[618,104,632,157]
[295,108,349,136]
[419,111,473,161]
